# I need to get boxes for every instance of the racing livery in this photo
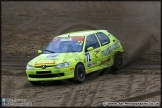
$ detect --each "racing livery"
[26,30,124,85]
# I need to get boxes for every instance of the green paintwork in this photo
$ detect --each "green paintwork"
[87,47,93,51]
[26,30,124,82]
[38,50,42,54]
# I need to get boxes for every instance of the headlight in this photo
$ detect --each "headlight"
[26,64,34,70]
[55,62,70,68]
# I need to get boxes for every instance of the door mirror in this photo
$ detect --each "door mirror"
[38,50,42,54]
[87,47,93,51]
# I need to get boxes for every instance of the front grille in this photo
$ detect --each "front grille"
[34,66,54,68]
[36,71,51,74]
[29,73,64,78]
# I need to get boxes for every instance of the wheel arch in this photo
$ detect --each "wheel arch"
[75,62,85,71]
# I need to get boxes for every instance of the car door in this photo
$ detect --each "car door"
[84,34,102,72]
[95,32,112,67]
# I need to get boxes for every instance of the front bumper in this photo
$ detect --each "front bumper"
[26,67,75,81]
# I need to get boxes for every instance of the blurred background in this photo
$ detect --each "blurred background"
[2,1,160,65]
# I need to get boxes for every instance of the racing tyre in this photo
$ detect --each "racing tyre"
[30,81,41,85]
[112,52,123,71]
[74,63,85,83]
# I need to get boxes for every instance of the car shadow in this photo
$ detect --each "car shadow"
[24,67,114,87]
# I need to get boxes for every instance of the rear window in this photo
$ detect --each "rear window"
[96,32,110,46]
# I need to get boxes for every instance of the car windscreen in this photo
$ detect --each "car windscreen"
[43,37,84,54]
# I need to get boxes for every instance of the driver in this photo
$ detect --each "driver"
[62,41,75,52]
[67,44,75,51]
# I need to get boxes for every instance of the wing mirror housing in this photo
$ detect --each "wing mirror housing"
[38,50,42,54]
[87,47,93,51]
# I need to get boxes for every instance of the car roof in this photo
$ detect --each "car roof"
[56,30,107,37]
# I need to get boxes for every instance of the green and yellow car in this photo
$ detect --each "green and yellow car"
[26,30,124,85]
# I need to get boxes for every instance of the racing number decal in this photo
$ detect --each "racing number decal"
[85,52,91,62]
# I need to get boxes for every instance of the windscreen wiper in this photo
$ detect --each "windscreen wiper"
[44,50,55,53]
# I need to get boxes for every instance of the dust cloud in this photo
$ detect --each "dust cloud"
[2,1,160,65]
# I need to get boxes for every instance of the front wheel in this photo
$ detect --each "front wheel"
[74,63,85,83]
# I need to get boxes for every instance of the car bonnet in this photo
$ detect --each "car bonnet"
[28,52,81,66]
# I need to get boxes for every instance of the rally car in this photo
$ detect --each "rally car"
[26,30,124,85]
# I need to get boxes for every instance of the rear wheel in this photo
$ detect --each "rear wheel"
[112,52,123,72]
[74,63,85,83]
[30,81,41,85]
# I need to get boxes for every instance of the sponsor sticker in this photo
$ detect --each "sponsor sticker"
[94,49,101,58]
[72,37,84,41]
[70,67,74,70]
[54,37,84,42]
[102,41,120,56]
[60,38,72,41]
[30,71,34,74]
[87,64,91,67]
[87,62,97,67]
[54,70,60,72]
[101,58,110,65]
[46,53,60,58]
[34,62,55,66]
[88,69,92,73]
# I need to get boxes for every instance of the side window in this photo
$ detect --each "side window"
[96,32,110,46]
[85,34,100,52]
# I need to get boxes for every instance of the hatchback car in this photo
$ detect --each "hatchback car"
[26,30,124,85]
